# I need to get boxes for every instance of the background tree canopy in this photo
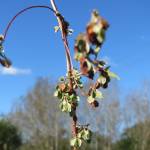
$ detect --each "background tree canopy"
[0,119,22,150]
[0,78,149,150]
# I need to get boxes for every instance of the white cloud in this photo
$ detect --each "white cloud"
[0,66,31,75]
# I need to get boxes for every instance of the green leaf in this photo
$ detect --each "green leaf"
[86,60,93,70]
[97,29,105,43]
[77,132,82,139]
[54,26,60,33]
[96,90,103,99]
[82,129,90,141]
[70,138,76,147]
[54,90,62,99]
[54,90,58,97]
[98,76,107,85]
[70,138,82,148]
[74,52,83,61]
[59,77,65,82]
[78,81,83,88]
[60,101,72,112]
[87,96,95,104]
[107,70,120,80]
[94,46,100,54]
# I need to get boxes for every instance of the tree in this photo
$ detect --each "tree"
[9,77,70,150]
[113,121,150,150]
[122,81,150,150]
[0,1,118,149]
[0,119,22,150]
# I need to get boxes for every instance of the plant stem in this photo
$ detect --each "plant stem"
[49,0,78,149]
[49,0,73,73]
[3,5,55,40]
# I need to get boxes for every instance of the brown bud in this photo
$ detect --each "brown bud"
[95,82,101,89]
[80,58,89,75]
[58,83,66,92]
[0,58,11,68]
[91,100,99,108]
[88,87,93,96]
[0,35,4,41]
[101,18,109,30]
[103,83,108,89]
[86,24,99,45]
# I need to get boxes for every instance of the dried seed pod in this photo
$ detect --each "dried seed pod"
[0,58,11,68]
[95,82,101,89]
[74,34,90,54]
[91,100,99,108]
[59,83,66,92]
[0,35,4,41]
[101,18,109,30]
[87,23,101,46]
[80,58,94,79]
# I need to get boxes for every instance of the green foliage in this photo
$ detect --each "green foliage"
[54,69,82,113]
[70,128,92,148]
[0,119,22,150]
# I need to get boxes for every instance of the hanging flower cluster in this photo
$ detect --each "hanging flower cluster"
[55,10,119,148]
[70,124,92,148]
[74,10,119,108]
[54,69,83,114]
[0,35,11,68]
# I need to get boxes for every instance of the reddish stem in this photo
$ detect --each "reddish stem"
[3,5,55,40]
[49,0,78,148]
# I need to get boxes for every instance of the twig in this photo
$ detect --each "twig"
[49,0,78,149]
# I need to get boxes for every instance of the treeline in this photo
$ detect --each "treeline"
[0,78,150,150]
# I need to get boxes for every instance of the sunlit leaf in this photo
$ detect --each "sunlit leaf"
[107,70,120,80]
[54,26,60,33]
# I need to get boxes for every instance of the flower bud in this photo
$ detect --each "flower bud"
[0,58,12,68]
[91,100,99,108]
[0,35,4,41]
[58,83,66,92]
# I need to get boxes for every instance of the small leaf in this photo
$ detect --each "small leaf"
[68,28,74,35]
[96,90,103,99]
[97,29,105,43]
[82,129,90,141]
[70,138,82,148]
[70,138,76,147]
[94,46,100,54]
[59,77,65,82]
[54,26,60,33]
[74,52,83,61]
[98,76,107,85]
[107,70,120,80]
[54,90,58,97]
[60,101,72,112]
[87,96,95,104]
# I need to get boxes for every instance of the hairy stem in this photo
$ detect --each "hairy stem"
[49,0,78,149]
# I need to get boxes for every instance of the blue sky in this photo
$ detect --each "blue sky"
[0,0,150,113]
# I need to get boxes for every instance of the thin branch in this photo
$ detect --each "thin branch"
[3,5,56,40]
[49,0,73,73]
[49,1,78,149]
